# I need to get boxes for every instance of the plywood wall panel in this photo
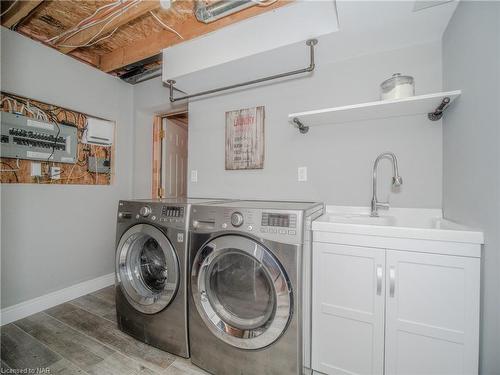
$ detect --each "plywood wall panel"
[0,93,113,185]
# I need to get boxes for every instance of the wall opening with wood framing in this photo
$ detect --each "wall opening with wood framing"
[152,111,188,199]
[0,92,115,185]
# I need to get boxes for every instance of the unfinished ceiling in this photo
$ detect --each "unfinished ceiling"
[0,0,288,83]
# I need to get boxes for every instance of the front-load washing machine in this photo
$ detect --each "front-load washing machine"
[188,200,324,374]
[115,198,228,357]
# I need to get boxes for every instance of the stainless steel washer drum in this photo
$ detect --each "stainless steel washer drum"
[191,234,293,350]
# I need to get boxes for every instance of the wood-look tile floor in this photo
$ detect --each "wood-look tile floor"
[1,286,209,375]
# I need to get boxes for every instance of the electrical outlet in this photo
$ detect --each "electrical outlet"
[191,170,198,183]
[50,166,61,180]
[298,166,307,182]
[31,162,41,177]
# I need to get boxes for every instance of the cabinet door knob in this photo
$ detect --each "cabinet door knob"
[376,265,383,295]
[389,266,396,298]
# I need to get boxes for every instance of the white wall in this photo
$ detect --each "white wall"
[187,42,443,207]
[442,3,500,374]
[0,29,134,308]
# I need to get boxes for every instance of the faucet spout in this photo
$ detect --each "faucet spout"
[371,152,403,217]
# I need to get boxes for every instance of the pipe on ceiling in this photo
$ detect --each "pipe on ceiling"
[194,0,258,23]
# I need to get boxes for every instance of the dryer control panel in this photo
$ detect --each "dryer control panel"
[190,205,305,245]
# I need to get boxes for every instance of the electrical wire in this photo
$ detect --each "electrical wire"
[57,0,139,48]
[149,11,184,39]
[0,0,18,17]
[0,158,20,172]
[0,161,19,182]
[58,27,119,48]
[45,0,122,43]
[48,0,140,48]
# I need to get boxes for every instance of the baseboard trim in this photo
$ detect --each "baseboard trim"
[1,273,115,326]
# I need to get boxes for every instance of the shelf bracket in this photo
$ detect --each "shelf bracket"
[292,117,309,134]
[428,96,451,121]
[167,39,318,102]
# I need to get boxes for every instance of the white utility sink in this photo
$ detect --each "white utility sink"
[324,213,396,226]
[313,206,484,244]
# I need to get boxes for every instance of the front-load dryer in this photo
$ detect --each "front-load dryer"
[188,200,324,374]
[115,198,228,357]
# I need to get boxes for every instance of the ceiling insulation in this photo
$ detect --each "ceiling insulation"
[0,0,290,84]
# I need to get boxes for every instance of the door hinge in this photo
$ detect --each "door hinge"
[159,129,165,139]
[158,188,165,198]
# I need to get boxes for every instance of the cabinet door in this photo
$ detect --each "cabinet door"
[312,243,385,375]
[385,250,480,375]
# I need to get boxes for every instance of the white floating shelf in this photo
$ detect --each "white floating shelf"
[288,90,461,132]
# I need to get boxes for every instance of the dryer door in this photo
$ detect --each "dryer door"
[116,224,179,314]
[191,235,292,349]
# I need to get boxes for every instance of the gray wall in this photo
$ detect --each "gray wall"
[0,29,134,308]
[187,42,443,207]
[442,3,500,374]
[132,78,186,199]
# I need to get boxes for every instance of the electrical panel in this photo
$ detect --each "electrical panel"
[1,112,77,164]
[82,117,114,146]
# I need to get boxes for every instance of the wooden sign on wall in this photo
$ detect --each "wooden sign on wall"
[225,106,265,170]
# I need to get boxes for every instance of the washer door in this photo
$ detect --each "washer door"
[191,235,292,350]
[116,224,179,314]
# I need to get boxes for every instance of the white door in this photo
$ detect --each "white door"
[385,250,480,375]
[312,243,385,375]
[162,116,188,198]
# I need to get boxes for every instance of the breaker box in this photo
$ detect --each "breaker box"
[1,112,77,164]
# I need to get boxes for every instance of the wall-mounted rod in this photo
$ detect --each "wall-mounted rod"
[167,39,318,103]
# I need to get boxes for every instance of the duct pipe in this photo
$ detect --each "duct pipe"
[195,0,257,23]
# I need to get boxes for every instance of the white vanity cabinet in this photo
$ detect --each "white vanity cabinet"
[311,224,482,375]
[312,243,386,375]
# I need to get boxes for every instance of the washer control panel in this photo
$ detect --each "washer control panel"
[117,201,186,229]
[230,212,244,227]
[162,206,185,218]
[139,206,152,217]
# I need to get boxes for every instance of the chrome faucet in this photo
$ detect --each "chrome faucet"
[371,152,403,217]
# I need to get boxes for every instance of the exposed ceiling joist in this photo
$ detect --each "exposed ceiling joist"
[56,0,161,54]
[99,0,289,73]
[1,0,291,83]
[1,0,43,28]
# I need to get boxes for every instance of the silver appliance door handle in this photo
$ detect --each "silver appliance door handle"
[376,265,383,295]
[389,266,396,298]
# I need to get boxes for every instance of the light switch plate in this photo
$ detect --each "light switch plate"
[30,162,41,177]
[191,170,198,183]
[298,167,307,182]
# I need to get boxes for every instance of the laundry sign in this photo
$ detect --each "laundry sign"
[225,106,265,170]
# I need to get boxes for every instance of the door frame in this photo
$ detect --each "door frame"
[152,110,188,199]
